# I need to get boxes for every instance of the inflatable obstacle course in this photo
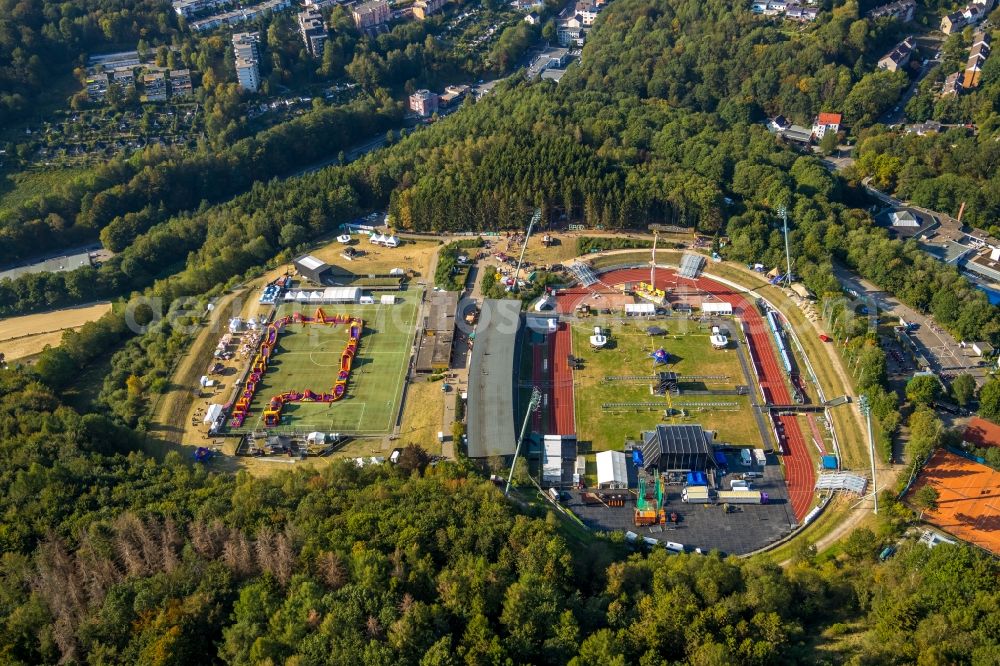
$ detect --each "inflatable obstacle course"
[229,309,363,429]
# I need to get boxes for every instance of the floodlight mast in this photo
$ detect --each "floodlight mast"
[858,394,879,514]
[778,205,793,288]
[506,387,542,496]
[512,209,542,293]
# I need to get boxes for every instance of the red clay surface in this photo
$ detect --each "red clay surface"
[910,449,1000,556]
[555,267,815,522]
[552,322,575,435]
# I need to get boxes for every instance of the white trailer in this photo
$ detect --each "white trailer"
[753,448,767,466]
[717,490,768,504]
[681,487,712,504]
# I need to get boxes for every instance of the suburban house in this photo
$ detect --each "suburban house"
[524,12,540,24]
[867,0,916,22]
[963,32,991,89]
[811,112,841,139]
[878,36,916,72]
[942,71,963,95]
[940,0,993,34]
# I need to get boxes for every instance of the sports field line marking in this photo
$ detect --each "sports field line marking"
[355,402,367,430]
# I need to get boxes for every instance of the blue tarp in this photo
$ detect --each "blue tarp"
[975,285,1000,306]
[685,471,707,486]
[632,449,645,467]
[821,454,838,470]
[713,451,728,467]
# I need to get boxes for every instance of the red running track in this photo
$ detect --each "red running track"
[552,323,575,435]
[555,267,815,522]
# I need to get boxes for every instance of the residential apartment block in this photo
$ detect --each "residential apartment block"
[352,0,390,29]
[190,0,292,32]
[233,32,262,93]
[298,8,328,57]
[409,89,438,116]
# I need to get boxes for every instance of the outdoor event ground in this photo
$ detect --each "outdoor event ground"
[239,297,418,435]
[0,301,112,360]
[564,450,796,554]
[556,266,817,523]
[909,449,1000,556]
[567,320,762,453]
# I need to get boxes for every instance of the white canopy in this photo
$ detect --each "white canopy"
[701,302,733,315]
[596,451,628,489]
[203,404,223,425]
[590,334,607,348]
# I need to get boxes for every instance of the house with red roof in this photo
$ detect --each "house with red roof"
[811,112,842,139]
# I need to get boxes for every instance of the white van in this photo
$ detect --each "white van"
[731,479,751,491]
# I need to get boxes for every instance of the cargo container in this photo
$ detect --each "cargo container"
[681,487,712,503]
[717,490,768,504]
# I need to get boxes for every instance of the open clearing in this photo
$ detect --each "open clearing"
[307,236,440,280]
[569,319,761,452]
[398,378,445,455]
[239,296,418,435]
[0,301,112,360]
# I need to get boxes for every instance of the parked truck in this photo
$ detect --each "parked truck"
[717,490,768,504]
[681,486,712,503]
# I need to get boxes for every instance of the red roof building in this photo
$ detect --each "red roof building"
[963,416,1000,449]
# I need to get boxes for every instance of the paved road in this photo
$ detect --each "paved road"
[878,41,943,126]
[832,264,987,383]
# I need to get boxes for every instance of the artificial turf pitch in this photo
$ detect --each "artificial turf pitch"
[241,297,418,435]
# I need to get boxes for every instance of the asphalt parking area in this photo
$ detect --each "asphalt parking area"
[565,452,798,554]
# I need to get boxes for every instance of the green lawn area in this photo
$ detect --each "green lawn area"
[0,167,92,217]
[570,319,763,454]
[241,294,419,435]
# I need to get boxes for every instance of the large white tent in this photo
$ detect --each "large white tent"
[596,451,628,489]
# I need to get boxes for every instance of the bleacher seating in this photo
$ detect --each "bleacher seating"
[569,262,599,286]
[678,252,706,278]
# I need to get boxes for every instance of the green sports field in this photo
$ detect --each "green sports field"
[241,293,419,435]
[569,318,764,452]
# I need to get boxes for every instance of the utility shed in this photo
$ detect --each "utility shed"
[596,450,629,489]
[466,299,521,457]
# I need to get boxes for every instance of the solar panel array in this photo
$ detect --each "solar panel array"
[569,262,599,286]
[678,252,706,278]
[815,473,868,495]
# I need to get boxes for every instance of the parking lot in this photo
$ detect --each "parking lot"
[564,451,798,555]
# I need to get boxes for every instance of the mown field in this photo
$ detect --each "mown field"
[240,295,418,435]
[569,319,762,453]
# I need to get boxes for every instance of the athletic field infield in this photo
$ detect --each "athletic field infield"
[240,295,419,435]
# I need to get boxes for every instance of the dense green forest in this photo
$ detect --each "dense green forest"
[0,367,998,664]
[4,0,1000,663]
